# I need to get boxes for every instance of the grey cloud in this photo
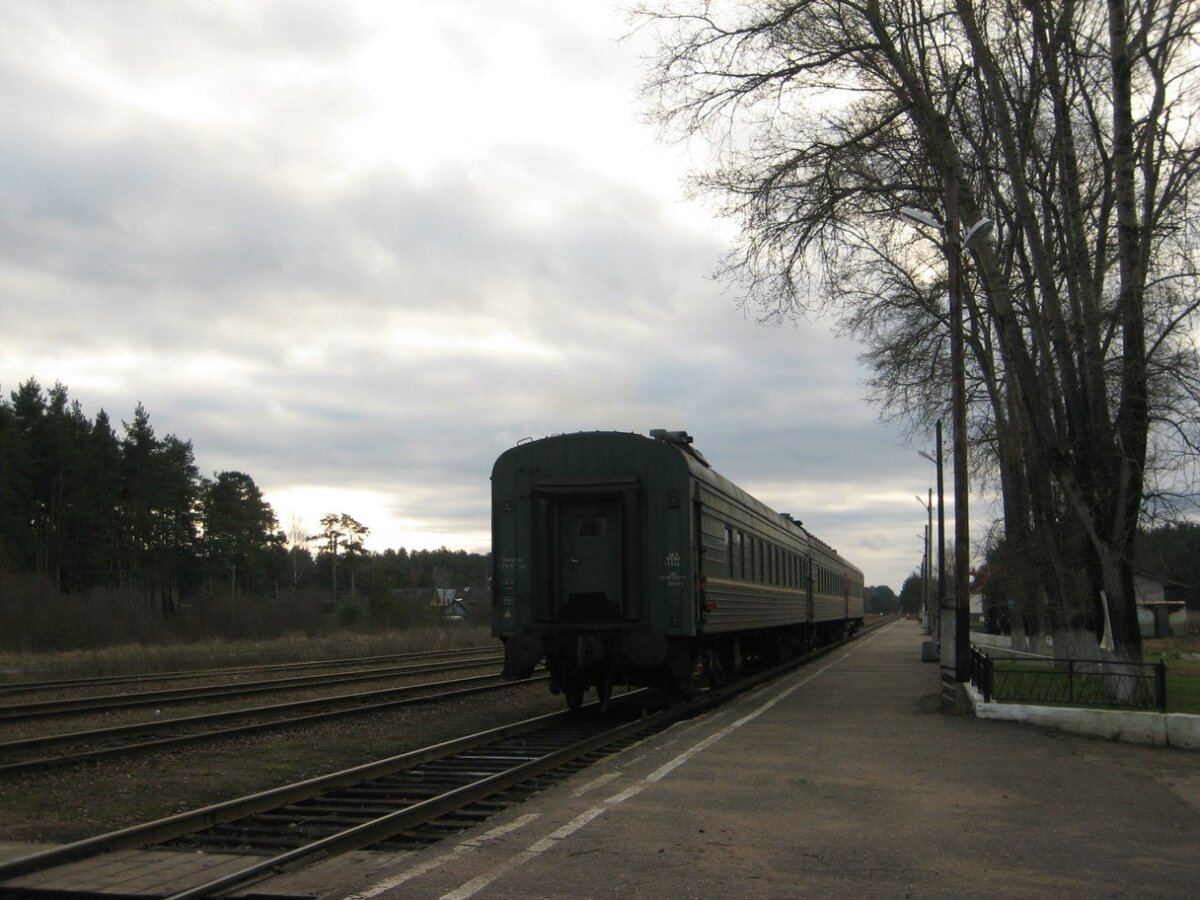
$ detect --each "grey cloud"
[0,2,932,590]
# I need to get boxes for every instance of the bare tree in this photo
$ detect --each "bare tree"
[637,0,1200,666]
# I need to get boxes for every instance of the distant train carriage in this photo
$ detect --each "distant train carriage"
[491,430,863,709]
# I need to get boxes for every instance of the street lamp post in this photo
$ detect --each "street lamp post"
[919,421,945,649]
[900,203,991,701]
[916,492,933,634]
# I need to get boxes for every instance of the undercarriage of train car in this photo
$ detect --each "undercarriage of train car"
[504,617,860,711]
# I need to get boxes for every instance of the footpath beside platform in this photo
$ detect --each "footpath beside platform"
[315,619,1200,899]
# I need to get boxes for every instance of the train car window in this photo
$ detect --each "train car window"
[724,524,734,576]
[702,515,728,574]
[577,516,608,538]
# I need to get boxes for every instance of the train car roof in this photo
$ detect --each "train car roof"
[498,430,862,577]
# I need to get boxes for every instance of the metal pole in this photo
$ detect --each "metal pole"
[934,420,946,651]
[926,490,933,629]
[946,167,971,690]
[900,198,989,690]
[924,523,931,619]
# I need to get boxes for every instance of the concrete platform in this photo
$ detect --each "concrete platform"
[300,620,1200,899]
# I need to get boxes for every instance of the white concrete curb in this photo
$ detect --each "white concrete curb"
[964,683,1200,750]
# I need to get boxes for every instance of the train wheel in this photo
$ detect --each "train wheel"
[564,681,585,711]
[676,665,696,701]
[705,654,725,689]
[597,677,613,712]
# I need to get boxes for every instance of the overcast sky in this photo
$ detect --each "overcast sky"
[0,1,943,591]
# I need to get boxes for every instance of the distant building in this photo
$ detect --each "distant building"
[1134,574,1189,638]
[435,588,474,622]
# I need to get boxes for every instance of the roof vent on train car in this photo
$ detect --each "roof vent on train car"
[650,429,692,445]
[650,429,710,467]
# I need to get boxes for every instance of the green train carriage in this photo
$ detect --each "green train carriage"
[491,430,864,709]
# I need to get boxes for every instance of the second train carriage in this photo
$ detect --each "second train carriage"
[491,430,864,708]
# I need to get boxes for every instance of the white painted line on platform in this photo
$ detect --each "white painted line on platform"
[345,813,541,899]
[439,802,617,900]
[440,623,891,899]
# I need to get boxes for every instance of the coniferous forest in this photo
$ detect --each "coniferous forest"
[0,379,489,651]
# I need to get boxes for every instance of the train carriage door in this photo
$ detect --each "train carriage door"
[532,476,642,626]
[557,498,623,623]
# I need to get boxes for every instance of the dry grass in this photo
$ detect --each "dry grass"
[0,568,496,680]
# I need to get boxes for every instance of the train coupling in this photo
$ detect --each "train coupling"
[576,635,606,665]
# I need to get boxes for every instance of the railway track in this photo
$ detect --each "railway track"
[0,652,503,723]
[0,696,659,898]
[0,625,879,898]
[0,671,547,776]
[0,646,494,697]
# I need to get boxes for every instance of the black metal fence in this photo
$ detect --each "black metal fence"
[970,646,1167,712]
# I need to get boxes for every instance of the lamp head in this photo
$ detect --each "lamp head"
[964,217,994,246]
[899,206,942,230]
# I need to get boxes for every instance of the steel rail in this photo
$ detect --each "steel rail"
[0,654,503,722]
[0,645,496,696]
[164,702,669,899]
[0,673,548,776]
[0,706,579,884]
